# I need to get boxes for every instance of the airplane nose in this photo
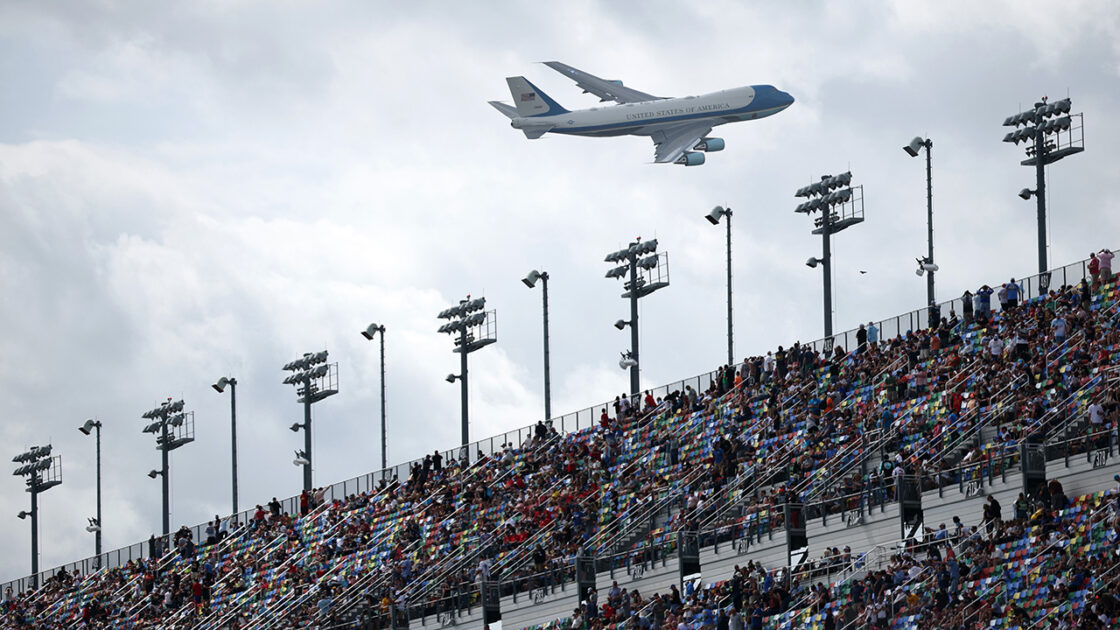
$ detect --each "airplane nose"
[780,90,795,107]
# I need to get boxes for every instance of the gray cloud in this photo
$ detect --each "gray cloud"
[0,0,1117,582]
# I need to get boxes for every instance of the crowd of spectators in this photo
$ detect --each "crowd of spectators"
[3,259,1120,630]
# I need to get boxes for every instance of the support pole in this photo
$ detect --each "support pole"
[302,394,313,493]
[725,210,734,365]
[822,213,834,339]
[95,426,102,563]
[541,274,552,420]
[230,379,238,516]
[379,331,387,470]
[629,257,640,396]
[460,330,470,446]
[161,425,170,536]
[1034,130,1048,273]
[925,142,935,304]
[30,483,39,588]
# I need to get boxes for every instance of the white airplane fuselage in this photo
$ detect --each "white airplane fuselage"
[511,85,792,138]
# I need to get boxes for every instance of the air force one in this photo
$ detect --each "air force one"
[489,61,794,166]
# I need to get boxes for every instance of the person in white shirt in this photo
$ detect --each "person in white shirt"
[987,336,1004,361]
[1099,249,1115,282]
[1052,315,1068,342]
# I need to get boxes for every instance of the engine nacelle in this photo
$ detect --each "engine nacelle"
[675,151,706,166]
[695,137,725,152]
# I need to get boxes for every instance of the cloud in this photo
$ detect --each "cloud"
[0,0,1118,583]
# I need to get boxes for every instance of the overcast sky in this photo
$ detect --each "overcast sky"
[1,0,1118,582]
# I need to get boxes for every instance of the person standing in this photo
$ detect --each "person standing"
[1088,252,1101,285]
[856,324,867,353]
[962,290,974,326]
[976,285,993,323]
[1005,278,1021,310]
[1051,313,1068,345]
[1099,249,1114,283]
[867,322,879,348]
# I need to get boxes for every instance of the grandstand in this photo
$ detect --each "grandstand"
[4,251,1120,630]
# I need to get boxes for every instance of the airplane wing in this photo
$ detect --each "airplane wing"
[650,122,712,163]
[543,61,662,104]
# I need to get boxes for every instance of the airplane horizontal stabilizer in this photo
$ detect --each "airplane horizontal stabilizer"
[489,101,519,119]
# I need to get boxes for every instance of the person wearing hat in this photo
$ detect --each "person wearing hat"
[1100,248,1114,283]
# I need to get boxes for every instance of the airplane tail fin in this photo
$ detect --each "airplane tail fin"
[488,101,519,119]
[506,76,569,117]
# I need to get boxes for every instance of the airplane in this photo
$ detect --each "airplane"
[489,61,794,166]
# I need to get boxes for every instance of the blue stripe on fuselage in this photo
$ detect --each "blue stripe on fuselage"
[547,103,787,136]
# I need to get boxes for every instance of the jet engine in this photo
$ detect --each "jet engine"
[695,137,725,152]
[675,152,706,166]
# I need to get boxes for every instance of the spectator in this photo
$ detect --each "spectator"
[867,321,879,347]
[1089,252,1101,284]
[1005,278,1021,310]
[1100,248,1115,283]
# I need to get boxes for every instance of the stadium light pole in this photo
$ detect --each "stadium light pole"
[12,444,62,586]
[211,377,238,515]
[361,323,388,470]
[438,297,497,446]
[141,399,195,536]
[282,351,339,493]
[522,270,552,420]
[904,137,935,304]
[604,238,670,396]
[794,172,865,342]
[1002,96,1085,273]
[705,206,734,365]
[78,420,103,563]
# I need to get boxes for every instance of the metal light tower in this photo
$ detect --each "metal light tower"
[211,377,238,515]
[604,238,669,396]
[438,296,497,446]
[795,172,865,341]
[1002,96,1085,272]
[282,351,339,493]
[361,323,388,470]
[522,270,552,420]
[904,137,935,304]
[12,444,62,586]
[705,206,734,365]
[141,399,194,536]
[78,420,103,564]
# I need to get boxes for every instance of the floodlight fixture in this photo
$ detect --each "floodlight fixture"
[17,511,29,520]
[619,352,638,370]
[1002,96,1085,272]
[147,469,160,479]
[446,373,459,384]
[361,323,389,469]
[794,172,865,339]
[140,398,193,536]
[614,319,629,330]
[438,295,497,446]
[212,375,240,515]
[86,517,101,533]
[282,350,339,493]
[12,442,63,584]
[289,422,301,433]
[603,236,669,395]
[293,450,310,467]
[522,270,553,420]
[902,136,936,303]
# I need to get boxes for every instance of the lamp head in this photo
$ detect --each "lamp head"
[17,511,29,520]
[289,423,301,433]
[212,377,233,393]
[446,374,458,384]
[361,323,384,340]
[293,450,310,467]
[614,319,628,331]
[1018,188,1034,200]
[903,136,927,157]
[805,257,820,269]
[79,419,100,435]
[522,270,543,288]
[147,470,160,480]
[705,206,729,225]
